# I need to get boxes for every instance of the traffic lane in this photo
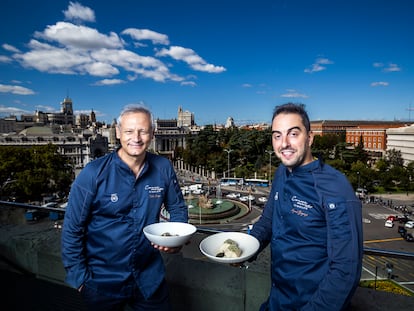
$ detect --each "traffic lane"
[362,203,414,251]
[362,253,414,292]
[362,202,414,292]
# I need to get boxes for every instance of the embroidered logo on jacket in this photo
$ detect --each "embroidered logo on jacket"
[145,185,164,198]
[290,196,313,217]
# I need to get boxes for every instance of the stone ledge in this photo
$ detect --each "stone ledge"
[1,212,414,310]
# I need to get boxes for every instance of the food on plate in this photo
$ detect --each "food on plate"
[161,232,178,236]
[216,239,242,258]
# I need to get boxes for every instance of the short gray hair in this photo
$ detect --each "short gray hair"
[116,104,154,130]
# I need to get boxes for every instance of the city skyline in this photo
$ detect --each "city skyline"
[0,0,413,125]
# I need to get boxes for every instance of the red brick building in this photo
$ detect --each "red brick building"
[310,120,408,152]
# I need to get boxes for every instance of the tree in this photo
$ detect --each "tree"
[0,144,73,202]
[385,149,404,168]
[312,133,345,160]
[176,126,410,195]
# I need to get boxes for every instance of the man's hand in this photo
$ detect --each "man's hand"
[151,243,183,254]
[151,239,192,253]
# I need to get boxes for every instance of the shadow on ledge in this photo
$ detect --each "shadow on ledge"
[2,267,414,311]
[0,205,413,311]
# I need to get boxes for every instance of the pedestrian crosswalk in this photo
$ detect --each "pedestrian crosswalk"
[368,213,399,220]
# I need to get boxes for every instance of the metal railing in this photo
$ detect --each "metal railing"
[1,200,414,311]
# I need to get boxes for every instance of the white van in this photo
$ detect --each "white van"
[355,188,367,199]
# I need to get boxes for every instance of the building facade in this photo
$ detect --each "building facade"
[386,124,414,165]
[177,106,194,127]
[152,112,200,159]
[3,97,414,176]
[310,120,409,155]
[0,126,109,176]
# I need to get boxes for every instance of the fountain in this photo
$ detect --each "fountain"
[185,193,250,224]
[160,186,252,224]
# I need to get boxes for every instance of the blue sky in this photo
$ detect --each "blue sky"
[0,0,413,125]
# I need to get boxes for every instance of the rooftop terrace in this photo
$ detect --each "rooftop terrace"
[1,201,414,311]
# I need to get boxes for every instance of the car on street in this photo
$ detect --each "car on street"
[384,219,394,228]
[405,231,414,242]
[397,226,414,242]
[404,221,414,229]
[239,195,255,202]
[258,196,268,204]
[397,215,411,224]
[398,225,406,237]
[225,193,240,199]
[387,215,398,222]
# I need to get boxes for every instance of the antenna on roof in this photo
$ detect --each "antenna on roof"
[407,102,414,122]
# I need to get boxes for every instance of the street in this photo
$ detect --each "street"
[194,186,414,293]
[361,201,414,293]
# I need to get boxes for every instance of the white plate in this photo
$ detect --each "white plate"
[199,232,260,264]
[143,222,197,248]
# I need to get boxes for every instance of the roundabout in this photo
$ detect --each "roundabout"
[161,194,252,224]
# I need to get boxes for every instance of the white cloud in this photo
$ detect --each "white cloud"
[280,89,309,98]
[0,105,32,116]
[15,40,92,74]
[181,81,196,87]
[122,28,169,45]
[373,62,401,72]
[94,79,126,86]
[156,46,226,73]
[304,64,324,73]
[242,83,252,88]
[91,48,164,70]
[35,105,58,112]
[0,55,12,63]
[83,62,119,77]
[371,81,389,87]
[315,58,333,65]
[5,2,225,85]
[35,22,124,49]
[1,44,20,63]
[304,57,334,73]
[383,63,401,72]
[2,43,20,53]
[91,48,179,82]
[63,1,95,23]
[0,84,35,95]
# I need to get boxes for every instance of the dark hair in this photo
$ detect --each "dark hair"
[272,103,310,132]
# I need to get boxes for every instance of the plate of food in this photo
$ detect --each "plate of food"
[143,222,197,248]
[199,232,260,264]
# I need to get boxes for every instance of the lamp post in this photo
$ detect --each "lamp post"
[357,171,360,189]
[223,148,233,178]
[265,150,274,183]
